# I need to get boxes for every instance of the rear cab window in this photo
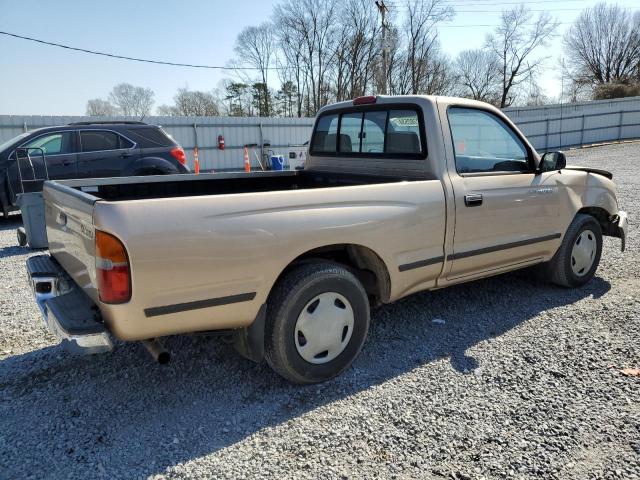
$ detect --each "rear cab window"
[311,114,339,153]
[310,104,426,159]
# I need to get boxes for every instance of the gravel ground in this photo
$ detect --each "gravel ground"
[0,143,638,480]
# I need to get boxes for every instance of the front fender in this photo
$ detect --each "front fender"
[556,169,625,250]
[581,173,619,215]
[556,169,618,219]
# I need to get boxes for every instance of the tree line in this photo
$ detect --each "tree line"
[86,1,640,118]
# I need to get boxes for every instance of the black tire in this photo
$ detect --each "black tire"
[543,214,602,288]
[265,261,370,384]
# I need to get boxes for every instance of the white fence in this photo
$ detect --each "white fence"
[2,95,640,171]
[0,115,314,171]
[504,96,640,151]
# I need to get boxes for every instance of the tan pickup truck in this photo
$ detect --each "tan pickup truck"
[27,95,627,384]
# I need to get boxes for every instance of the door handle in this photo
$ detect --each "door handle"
[464,193,483,207]
[62,160,73,166]
[120,151,132,158]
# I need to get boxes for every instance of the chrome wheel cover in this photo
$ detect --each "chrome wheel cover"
[571,229,596,276]
[294,292,354,364]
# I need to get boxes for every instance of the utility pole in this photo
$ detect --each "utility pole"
[375,0,388,95]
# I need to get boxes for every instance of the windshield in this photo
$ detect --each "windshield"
[0,132,31,153]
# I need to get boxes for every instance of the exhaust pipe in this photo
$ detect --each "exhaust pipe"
[142,339,170,364]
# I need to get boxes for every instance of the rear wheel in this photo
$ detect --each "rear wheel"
[265,261,370,384]
[543,214,602,288]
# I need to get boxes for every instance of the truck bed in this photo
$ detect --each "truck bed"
[43,169,446,341]
[51,170,423,202]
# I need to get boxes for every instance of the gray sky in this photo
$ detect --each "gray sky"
[0,0,637,115]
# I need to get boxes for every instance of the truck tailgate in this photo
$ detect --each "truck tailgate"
[43,182,100,303]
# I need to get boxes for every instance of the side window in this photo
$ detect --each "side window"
[448,107,529,173]
[119,136,134,149]
[22,132,73,155]
[311,114,339,153]
[126,127,172,147]
[339,113,362,153]
[80,131,127,152]
[386,110,422,154]
[361,111,387,153]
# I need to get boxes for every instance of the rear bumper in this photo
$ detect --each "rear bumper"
[26,255,112,354]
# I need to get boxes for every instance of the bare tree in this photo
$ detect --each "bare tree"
[332,0,381,100]
[85,98,118,116]
[401,0,454,95]
[234,23,275,116]
[453,49,501,103]
[564,3,640,92]
[108,83,155,118]
[221,80,254,116]
[486,6,558,107]
[157,88,220,116]
[524,77,551,106]
[156,104,177,116]
[176,88,220,116]
[274,0,339,114]
[276,26,306,117]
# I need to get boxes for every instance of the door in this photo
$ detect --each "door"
[445,107,562,280]
[76,130,138,178]
[8,131,77,197]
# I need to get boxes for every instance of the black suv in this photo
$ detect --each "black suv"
[0,121,189,217]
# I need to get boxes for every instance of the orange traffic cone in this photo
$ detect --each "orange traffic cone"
[244,146,251,173]
[193,147,200,175]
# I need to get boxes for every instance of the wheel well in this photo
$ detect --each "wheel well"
[278,244,391,305]
[577,206,612,233]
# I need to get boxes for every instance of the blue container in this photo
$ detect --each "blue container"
[271,155,285,171]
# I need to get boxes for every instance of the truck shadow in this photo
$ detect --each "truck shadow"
[0,273,610,478]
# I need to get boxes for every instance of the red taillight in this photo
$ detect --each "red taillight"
[353,95,377,105]
[96,230,131,304]
[170,146,186,165]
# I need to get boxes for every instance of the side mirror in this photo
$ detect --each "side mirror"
[539,151,566,173]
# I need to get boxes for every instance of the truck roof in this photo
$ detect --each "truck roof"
[316,94,502,116]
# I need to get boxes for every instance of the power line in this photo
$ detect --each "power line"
[0,30,280,70]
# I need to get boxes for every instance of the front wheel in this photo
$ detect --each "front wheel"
[544,214,603,288]
[265,261,370,384]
